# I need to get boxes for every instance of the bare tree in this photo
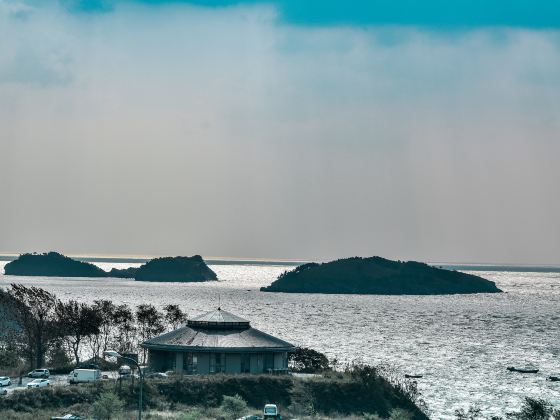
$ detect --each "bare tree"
[112,304,136,354]
[163,304,187,330]
[136,304,165,363]
[0,284,60,368]
[56,300,102,365]
[87,300,116,360]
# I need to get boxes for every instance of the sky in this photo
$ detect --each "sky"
[0,0,559,264]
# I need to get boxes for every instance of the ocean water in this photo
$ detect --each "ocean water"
[1,261,559,418]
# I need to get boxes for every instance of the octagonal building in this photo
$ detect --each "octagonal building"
[142,308,295,375]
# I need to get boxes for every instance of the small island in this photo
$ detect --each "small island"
[132,255,217,282]
[261,256,502,295]
[4,252,217,282]
[4,252,107,278]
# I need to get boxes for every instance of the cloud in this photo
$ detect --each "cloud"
[0,1,74,86]
[31,0,560,28]
[0,2,559,262]
[60,0,114,12]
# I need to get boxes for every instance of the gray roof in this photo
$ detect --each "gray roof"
[142,309,295,353]
[188,308,250,328]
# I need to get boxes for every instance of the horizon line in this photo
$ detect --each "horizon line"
[0,252,559,269]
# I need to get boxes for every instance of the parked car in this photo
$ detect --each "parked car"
[28,368,50,378]
[263,404,281,420]
[118,365,131,376]
[50,415,83,420]
[0,388,7,396]
[0,376,11,386]
[27,378,50,388]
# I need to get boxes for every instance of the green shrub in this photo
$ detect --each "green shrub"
[0,370,428,419]
[363,413,383,420]
[91,392,125,420]
[179,407,202,420]
[514,397,551,420]
[220,394,248,419]
[454,406,482,419]
[389,408,413,420]
[289,347,330,373]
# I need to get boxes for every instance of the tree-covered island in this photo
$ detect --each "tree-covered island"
[4,252,217,282]
[261,256,502,295]
[3,252,107,278]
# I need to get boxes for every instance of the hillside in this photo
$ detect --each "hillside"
[4,252,217,282]
[4,252,107,278]
[261,256,502,295]
[133,255,217,282]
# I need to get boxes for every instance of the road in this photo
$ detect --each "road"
[1,372,118,395]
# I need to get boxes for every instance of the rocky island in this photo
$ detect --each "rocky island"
[4,252,107,278]
[261,256,502,295]
[4,252,217,282]
[125,255,217,282]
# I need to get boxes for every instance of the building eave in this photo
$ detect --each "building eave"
[142,343,296,353]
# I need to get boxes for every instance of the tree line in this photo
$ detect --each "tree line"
[0,284,187,371]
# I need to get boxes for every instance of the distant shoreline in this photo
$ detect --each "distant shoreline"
[0,254,305,267]
[0,255,559,272]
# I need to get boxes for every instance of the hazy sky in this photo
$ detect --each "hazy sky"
[1,0,559,264]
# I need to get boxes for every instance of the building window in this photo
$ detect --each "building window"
[183,353,198,374]
[241,354,250,373]
[210,353,224,373]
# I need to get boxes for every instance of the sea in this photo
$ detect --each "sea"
[1,259,559,419]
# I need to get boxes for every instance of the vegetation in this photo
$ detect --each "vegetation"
[91,392,125,420]
[4,252,217,282]
[219,394,249,419]
[0,366,428,419]
[0,284,60,368]
[136,304,166,363]
[4,252,107,277]
[261,256,502,295]
[0,285,186,370]
[107,266,139,279]
[508,397,558,420]
[289,347,330,373]
[133,256,217,282]
[453,398,560,420]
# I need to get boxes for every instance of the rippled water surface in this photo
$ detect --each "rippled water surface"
[1,262,559,418]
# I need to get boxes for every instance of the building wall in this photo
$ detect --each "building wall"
[175,352,183,374]
[148,349,289,375]
[148,350,174,372]
[226,353,241,374]
[250,353,263,373]
[274,352,287,369]
[197,353,210,375]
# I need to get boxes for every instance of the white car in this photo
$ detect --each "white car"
[28,368,50,378]
[0,376,11,386]
[27,378,50,388]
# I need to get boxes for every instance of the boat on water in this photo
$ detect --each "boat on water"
[405,374,423,379]
[547,376,560,382]
[507,366,539,374]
